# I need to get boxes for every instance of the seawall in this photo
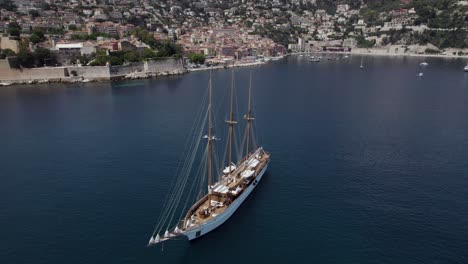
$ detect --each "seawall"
[0,58,186,85]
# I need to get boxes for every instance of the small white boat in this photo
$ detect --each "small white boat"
[464,64,468,72]
[360,57,364,69]
[418,72,424,77]
[420,62,429,67]
[310,57,320,62]
[343,55,349,59]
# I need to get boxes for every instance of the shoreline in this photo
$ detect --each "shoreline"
[0,58,279,87]
[293,48,468,59]
[187,60,267,72]
[4,49,467,87]
[0,70,187,87]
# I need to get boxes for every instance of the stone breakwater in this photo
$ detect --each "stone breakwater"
[0,58,186,85]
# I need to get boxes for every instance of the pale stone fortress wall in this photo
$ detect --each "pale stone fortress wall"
[0,67,68,82]
[145,58,184,73]
[67,65,111,81]
[109,62,145,77]
[0,37,20,53]
[0,58,185,84]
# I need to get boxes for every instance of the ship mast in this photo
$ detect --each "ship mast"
[245,72,255,157]
[226,70,237,174]
[208,71,213,203]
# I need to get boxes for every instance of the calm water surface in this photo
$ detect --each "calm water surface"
[1,56,468,264]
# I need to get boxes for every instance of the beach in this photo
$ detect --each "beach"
[302,45,468,59]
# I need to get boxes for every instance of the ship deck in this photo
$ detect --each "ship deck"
[183,149,270,229]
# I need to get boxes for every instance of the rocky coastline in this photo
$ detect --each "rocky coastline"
[0,57,282,87]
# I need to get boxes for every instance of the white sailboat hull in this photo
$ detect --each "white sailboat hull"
[182,162,269,241]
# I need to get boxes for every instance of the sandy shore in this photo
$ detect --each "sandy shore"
[349,48,468,59]
[297,48,468,59]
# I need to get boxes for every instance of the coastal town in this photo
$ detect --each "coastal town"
[2,2,468,263]
[1,0,468,83]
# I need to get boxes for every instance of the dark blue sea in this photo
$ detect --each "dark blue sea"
[1,55,468,264]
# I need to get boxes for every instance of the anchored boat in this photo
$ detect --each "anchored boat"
[148,71,270,246]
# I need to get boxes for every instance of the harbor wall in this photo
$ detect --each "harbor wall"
[67,65,110,81]
[0,67,68,82]
[145,58,184,73]
[0,58,12,70]
[110,62,145,77]
[0,58,186,84]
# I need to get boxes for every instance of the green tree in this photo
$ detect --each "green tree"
[33,47,56,66]
[131,27,157,48]
[360,8,380,26]
[123,51,139,62]
[8,21,21,29]
[29,29,46,44]
[141,48,157,60]
[0,0,16,11]
[29,34,41,44]
[189,53,206,64]
[1,48,16,57]
[356,36,375,48]
[90,50,109,66]
[108,55,124,65]
[412,1,436,24]
[41,2,50,10]
[17,48,35,68]
[8,22,21,37]
[156,41,182,57]
[32,29,45,38]
[29,10,40,18]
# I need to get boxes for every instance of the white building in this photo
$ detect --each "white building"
[336,4,350,14]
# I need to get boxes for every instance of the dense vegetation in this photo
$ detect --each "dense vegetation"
[413,29,467,49]
[252,23,291,47]
[29,29,46,44]
[88,48,172,66]
[375,28,467,49]
[130,27,182,57]
[189,53,206,64]
[0,48,15,60]
[0,0,16,11]
[7,22,21,37]
[354,0,467,49]
[14,43,58,68]
[356,35,376,48]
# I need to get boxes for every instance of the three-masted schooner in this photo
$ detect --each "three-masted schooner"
[148,71,270,245]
